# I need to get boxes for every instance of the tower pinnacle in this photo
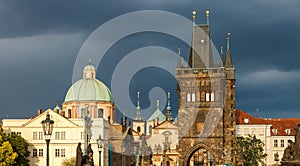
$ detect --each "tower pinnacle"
[206,10,210,25]
[135,90,142,121]
[225,32,234,68]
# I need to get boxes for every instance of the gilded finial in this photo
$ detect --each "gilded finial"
[168,92,170,99]
[206,10,210,25]
[156,100,160,109]
[178,47,181,55]
[227,32,231,50]
[192,11,197,24]
[206,10,210,17]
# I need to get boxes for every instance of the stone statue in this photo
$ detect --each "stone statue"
[281,124,300,165]
[76,142,83,166]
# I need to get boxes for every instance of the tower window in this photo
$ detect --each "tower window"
[192,93,196,102]
[98,109,103,118]
[205,93,210,102]
[68,109,72,118]
[187,93,191,102]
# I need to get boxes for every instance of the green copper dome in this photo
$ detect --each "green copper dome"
[64,79,114,103]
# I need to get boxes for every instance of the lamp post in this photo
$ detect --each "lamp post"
[97,135,103,166]
[41,112,54,166]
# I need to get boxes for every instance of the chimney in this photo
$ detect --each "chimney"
[38,109,42,115]
[128,121,131,127]
[153,119,156,127]
[55,109,59,114]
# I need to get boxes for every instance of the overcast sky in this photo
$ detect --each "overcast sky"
[0,0,300,120]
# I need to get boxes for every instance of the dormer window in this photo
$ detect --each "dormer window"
[244,118,249,124]
[273,129,278,135]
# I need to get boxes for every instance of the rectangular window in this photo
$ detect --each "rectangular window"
[33,132,37,140]
[39,132,43,140]
[61,149,66,157]
[33,149,37,157]
[187,93,191,102]
[39,149,43,157]
[274,140,278,147]
[236,129,241,136]
[98,109,103,118]
[11,132,16,135]
[281,140,284,147]
[205,93,210,102]
[55,149,60,157]
[191,93,196,102]
[211,93,215,102]
[259,128,264,136]
[61,131,66,140]
[16,132,21,136]
[55,132,60,140]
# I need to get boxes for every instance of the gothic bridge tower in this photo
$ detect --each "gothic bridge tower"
[176,10,236,166]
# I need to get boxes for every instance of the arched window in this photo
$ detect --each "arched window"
[137,126,141,133]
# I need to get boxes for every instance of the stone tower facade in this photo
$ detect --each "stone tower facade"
[176,12,236,166]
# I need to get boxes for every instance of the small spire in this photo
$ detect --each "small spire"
[227,32,231,51]
[166,92,172,121]
[220,45,225,65]
[177,47,181,68]
[136,90,142,121]
[206,10,210,25]
[225,32,234,68]
[88,56,92,65]
[137,90,140,108]
[192,10,197,26]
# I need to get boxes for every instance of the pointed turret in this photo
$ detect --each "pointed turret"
[225,32,234,68]
[166,92,173,121]
[135,90,143,121]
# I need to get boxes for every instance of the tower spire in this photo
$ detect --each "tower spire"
[220,45,225,65]
[177,47,181,68]
[88,56,91,65]
[206,10,210,25]
[166,92,172,121]
[225,32,234,68]
[136,90,142,121]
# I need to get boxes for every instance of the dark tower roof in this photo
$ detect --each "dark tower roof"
[188,25,215,68]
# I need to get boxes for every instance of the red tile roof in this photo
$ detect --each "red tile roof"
[236,110,300,136]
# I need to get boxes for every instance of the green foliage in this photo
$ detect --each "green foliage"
[236,135,267,166]
[0,135,18,165]
[0,125,30,166]
[61,157,76,166]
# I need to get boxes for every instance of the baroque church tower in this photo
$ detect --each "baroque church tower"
[176,10,236,165]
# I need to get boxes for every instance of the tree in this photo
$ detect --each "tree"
[62,157,76,166]
[0,125,29,166]
[0,135,18,165]
[236,135,267,166]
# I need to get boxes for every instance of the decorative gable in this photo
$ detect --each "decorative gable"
[22,109,79,128]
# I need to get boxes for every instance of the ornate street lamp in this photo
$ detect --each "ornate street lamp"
[97,135,103,166]
[41,112,54,166]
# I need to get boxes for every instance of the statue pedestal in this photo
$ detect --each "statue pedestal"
[281,160,300,166]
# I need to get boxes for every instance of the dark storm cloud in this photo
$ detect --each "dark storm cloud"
[0,0,300,119]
